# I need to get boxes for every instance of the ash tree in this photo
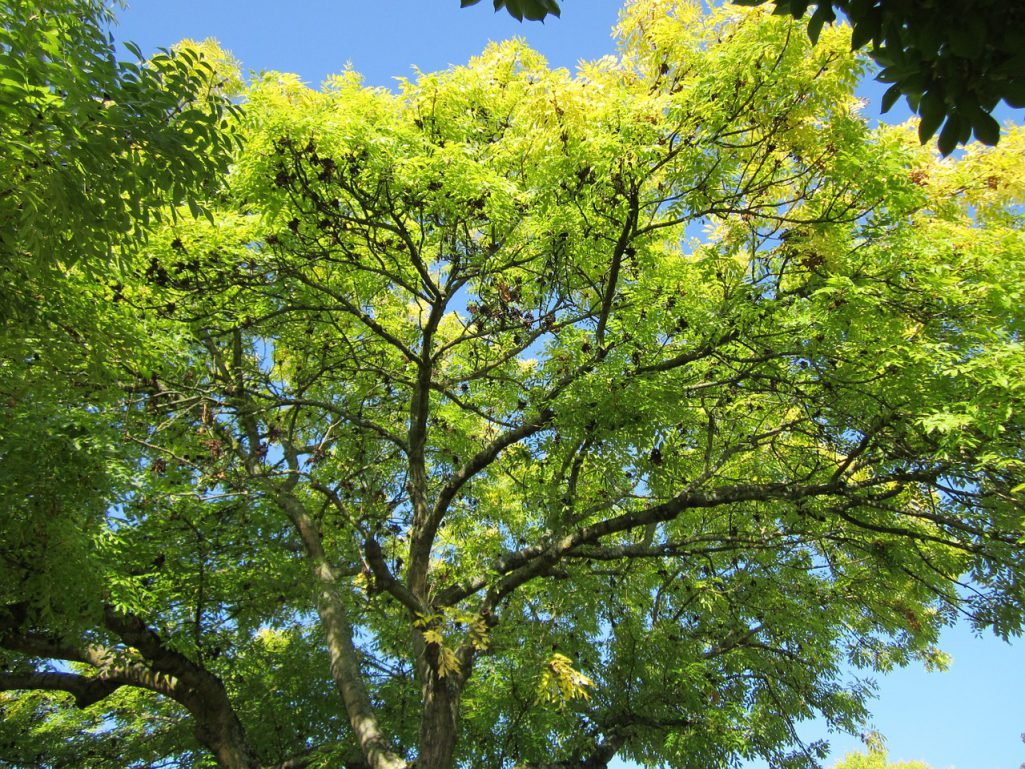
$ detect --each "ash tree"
[2,2,1024,769]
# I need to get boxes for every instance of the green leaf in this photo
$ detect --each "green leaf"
[970,107,1000,146]
[847,0,873,18]
[956,110,973,143]
[875,64,913,84]
[540,0,561,17]
[880,83,902,113]
[936,115,961,155]
[521,0,551,21]
[504,0,524,21]
[806,13,825,44]
[1002,80,1025,109]
[914,18,941,56]
[990,52,1025,79]
[871,48,895,67]
[917,90,945,143]
[849,8,880,50]
[948,14,986,60]
[806,3,835,44]
[788,0,811,17]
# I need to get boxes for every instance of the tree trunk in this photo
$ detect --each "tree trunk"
[317,579,406,769]
[416,671,461,769]
[277,491,406,769]
[191,704,262,769]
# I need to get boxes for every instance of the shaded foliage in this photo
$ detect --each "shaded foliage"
[743,0,1024,154]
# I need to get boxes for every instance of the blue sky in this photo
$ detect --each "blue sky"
[112,3,1024,768]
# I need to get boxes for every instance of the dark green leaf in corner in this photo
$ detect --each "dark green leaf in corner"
[788,0,811,18]
[521,0,549,21]
[849,8,881,51]
[917,90,945,143]
[880,82,902,114]
[936,115,961,156]
[970,107,1000,146]
[1002,80,1025,109]
[541,0,561,17]
[806,4,835,45]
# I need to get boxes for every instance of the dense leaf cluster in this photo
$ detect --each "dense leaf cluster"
[832,748,932,769]
[0,0,239,288]
[1,5,242,763]
[461,0,561,22]
[464,0,1025,154]
[745,0,1024,154]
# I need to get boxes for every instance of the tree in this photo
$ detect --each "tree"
[463,0,1025,154]
[2,2,1024,769]
[0,0,239,541]
[0,0,240,473]
[1,5,239,760]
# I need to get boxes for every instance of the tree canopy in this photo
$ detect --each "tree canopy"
[831,748,931,769]
[2,2,1025,769]
[0,0,239,281]
[0,0,239,591]
[1,3,239,762]
[464,0,1025,153]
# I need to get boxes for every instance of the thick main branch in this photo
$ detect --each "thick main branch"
[274,489,406,769]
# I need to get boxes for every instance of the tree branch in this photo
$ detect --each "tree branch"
[595,188,638,347]
[429,410,552,541]
[406,295,449,603]
[101,606,261,769]
[364,536,425,615]
[271,488,406,769]
[0,671,121,709]
[443,473,930,608]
